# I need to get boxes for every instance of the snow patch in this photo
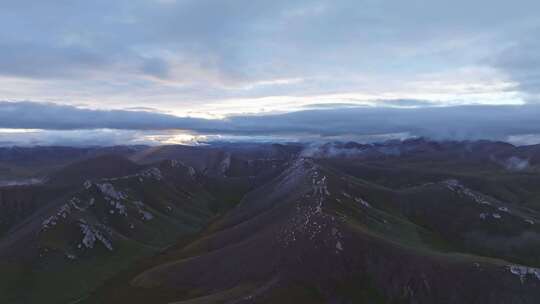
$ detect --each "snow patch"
[508,265,540,283]
[41,203,72,231]
[132,201,153,221]
[219,153,231,175]
[79,220,113,251]
[140,210,154,221]
[96,183,127,200]
[498,207,510,212]
[342,192,352,199]
[355,197,371,208]
[444,180,492,206]
[109,200,128,216]
[83,180,92,189]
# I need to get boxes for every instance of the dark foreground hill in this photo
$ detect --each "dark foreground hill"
[2,140,540,303]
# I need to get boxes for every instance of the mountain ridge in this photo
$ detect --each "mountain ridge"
[2,140,540,303]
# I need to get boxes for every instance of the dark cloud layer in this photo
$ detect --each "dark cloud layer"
[0,101,212,130]
[224,105,540,140]
[2,101,540,144]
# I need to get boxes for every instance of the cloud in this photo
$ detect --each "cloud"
[377,99,437,107]
[0,101,214,130]
[222,105,540,140]
[491,28,540,101]
[0,0,538,112]
[503,156,530,171]
[0,129,146,147]
[140,57,171,79]
[0,42,109,79]
[302,103,365,109]
[299,99,437,110]
[2,101,540,146]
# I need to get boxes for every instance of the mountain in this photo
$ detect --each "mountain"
[0,145,146,183]
[0,184,69,238]
[130,143,303,177]
[0,144,297,304]
[2,140,540,303]
[87,155,540,304]
[46,154,142,186]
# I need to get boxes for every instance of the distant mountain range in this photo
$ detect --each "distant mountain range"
[2,139,540,303]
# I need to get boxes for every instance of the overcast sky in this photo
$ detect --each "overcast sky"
[1,0,539,145]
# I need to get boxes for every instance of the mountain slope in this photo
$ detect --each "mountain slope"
[46,154,142,186]
[0,160,232,304]
[3,141,540,304]
[88,156,540,304]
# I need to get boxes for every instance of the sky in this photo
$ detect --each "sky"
[0,0,539,146]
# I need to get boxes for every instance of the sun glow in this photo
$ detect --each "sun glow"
[0,128,41,133]
[141,132,210,145]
